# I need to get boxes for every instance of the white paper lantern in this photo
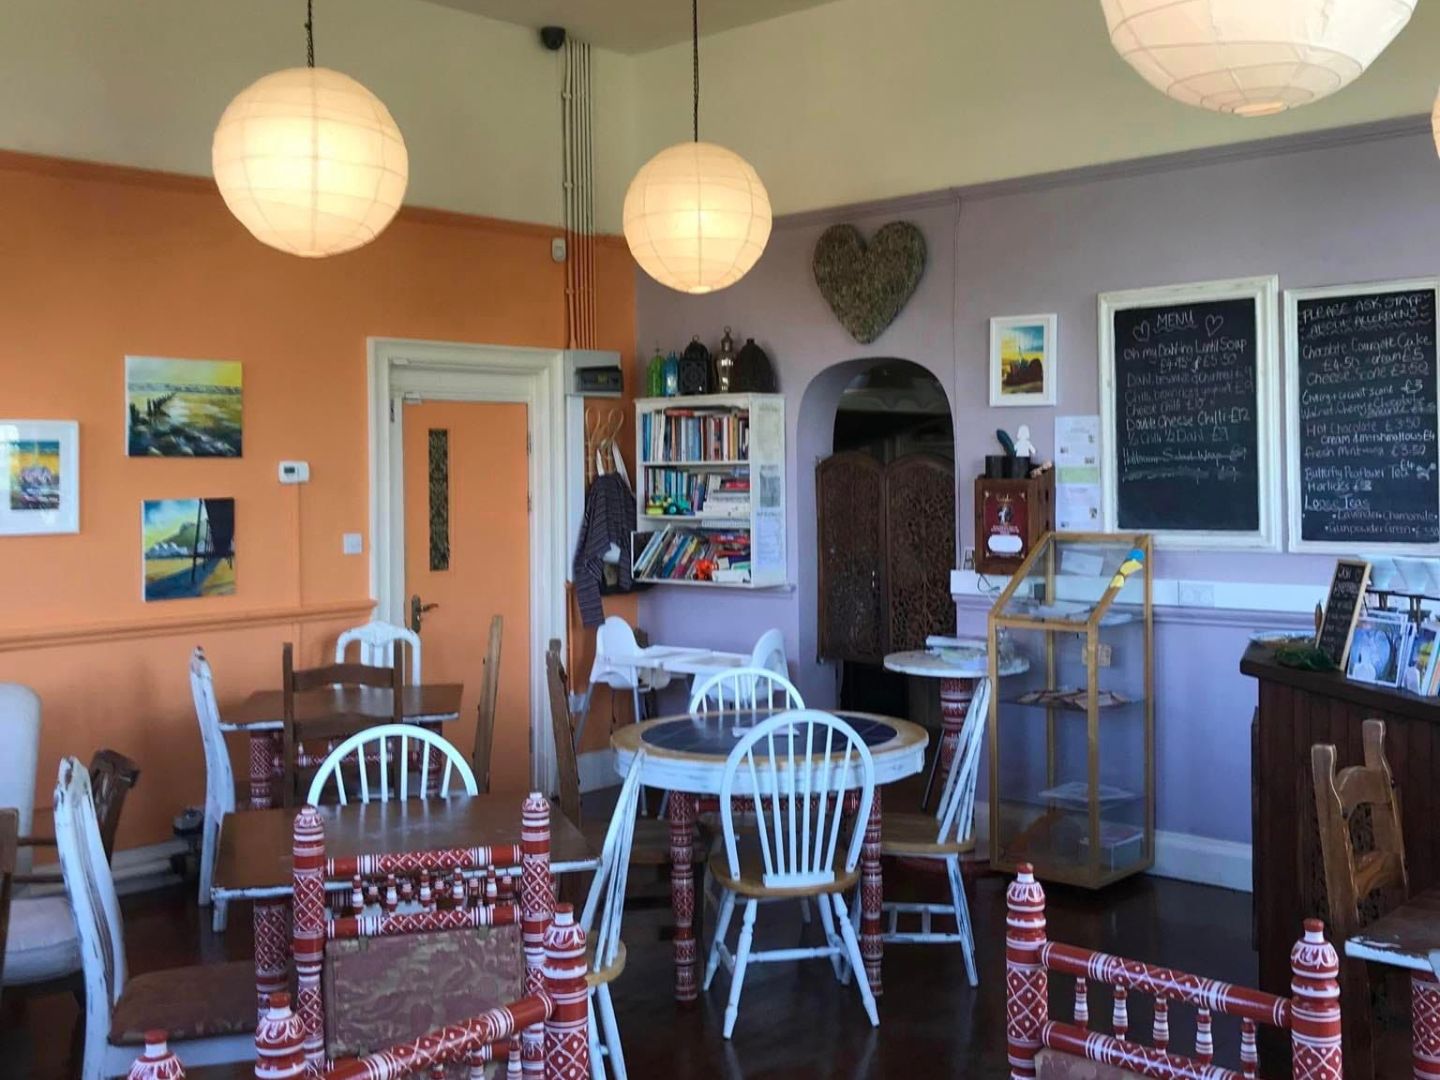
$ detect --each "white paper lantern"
[1101,0,1416,117]
[623,141,772,295]
[212,66,408,258]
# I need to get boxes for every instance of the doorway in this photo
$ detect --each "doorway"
[816,361,955,715]
[369,338,567,794]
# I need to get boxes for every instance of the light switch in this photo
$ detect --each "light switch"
[342,533,363,555]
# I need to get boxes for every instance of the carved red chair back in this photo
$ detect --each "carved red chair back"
[291,793,555,1074]
[1005,864,1343,1080]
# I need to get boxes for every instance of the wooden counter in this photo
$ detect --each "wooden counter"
[1242,642,1440,1073]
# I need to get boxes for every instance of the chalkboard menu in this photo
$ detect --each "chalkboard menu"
[1287,281,1440,551]
[1101,279,1277,547]
[1316,558,1370,670]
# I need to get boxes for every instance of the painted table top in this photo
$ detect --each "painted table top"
[1344,886,1440,978]
[883,647,1030,679]
[612,709,928,794]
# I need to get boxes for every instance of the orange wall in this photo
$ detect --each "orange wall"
[0,152,636,846]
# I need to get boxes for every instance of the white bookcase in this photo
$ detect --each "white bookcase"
[632,393,787,588]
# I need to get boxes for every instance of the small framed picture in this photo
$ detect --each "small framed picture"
[1347,610,1409,688]
[990,314,1058,407]
[0,420,79,536]
[1400,617,1440,695]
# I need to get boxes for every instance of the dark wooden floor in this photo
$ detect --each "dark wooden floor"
[1,857,1260,1079]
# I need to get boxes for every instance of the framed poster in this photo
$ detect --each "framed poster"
[990,314,1058,407]
[0,420,79,536]
[1284,278,1440,553]
[1099,276,1281,550]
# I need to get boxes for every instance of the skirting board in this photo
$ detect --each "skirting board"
[972,802,1251,893]
[28,837,186,899]
[579,748,621,793]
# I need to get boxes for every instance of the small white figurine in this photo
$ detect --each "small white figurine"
[1013,424,1036,457]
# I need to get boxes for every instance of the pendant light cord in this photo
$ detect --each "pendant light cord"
[692,0,699,142]
[305,0,315,68]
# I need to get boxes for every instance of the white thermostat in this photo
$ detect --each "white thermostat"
[278,461,310,484]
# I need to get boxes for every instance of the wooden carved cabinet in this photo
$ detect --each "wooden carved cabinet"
[817,452,955,663]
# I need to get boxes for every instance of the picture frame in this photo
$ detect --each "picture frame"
[0,420,79,536]
[1399,617,1440,695]
[126,356,243,458]
[989,314,1057,407]
[1346,609,1409,688]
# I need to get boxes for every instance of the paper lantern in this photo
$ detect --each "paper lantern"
[1101,0,1416,117]
[623,140,772,295]
[212,66,408,258]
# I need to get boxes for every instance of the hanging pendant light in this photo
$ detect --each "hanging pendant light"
[623,0,771,295]
[1101,0,1416,117]
[212,1,408,258]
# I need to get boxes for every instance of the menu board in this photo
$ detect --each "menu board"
[1286,281,1440,552]
[1100,278,1278,548]
[1315,559,1370,670]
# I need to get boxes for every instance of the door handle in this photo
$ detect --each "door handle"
[410,594,439,633]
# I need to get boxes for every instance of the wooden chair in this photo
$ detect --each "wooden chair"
[687,666,804,714]
[1004,865,1344,1079]
[473,614,504,793]
[334,619,421,683]
[290,793,555,1073]
[871,676,989,985]
[578,751,645,1079]
[1312,717,1408,1079]
[705,710,879,1039]
[281,641,403,807]
[190,647,234,931]
[0,807,15,993]
[55,757,256,1077]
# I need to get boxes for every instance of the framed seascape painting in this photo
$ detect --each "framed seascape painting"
[0,421,79,536]
[990,314,1058,407]
[126,356,243,457]
[142,498,236,601]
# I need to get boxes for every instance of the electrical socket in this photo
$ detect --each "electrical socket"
[1177,581,1215,607]
[962,546,976,570]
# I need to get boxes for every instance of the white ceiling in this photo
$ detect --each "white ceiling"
[423,0,840,53]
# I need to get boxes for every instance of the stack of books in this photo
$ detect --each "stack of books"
[641,407,750,463]
[642,469,748,516]
[633,526,752,583]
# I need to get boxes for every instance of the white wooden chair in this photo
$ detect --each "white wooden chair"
[748,628,788,677]
[335,619,422,684]
[305,723,477,805]
[870,676,991,986]
[55,757,256,1077]
[703,710,879,1038]
[687,666,804,714]
[0,684,40,877]
[189,648,234,932]
[578,751,646,1079]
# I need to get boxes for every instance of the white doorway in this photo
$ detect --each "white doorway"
[367,337,567,793]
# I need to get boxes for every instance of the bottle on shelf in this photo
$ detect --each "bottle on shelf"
[646,344,665,398]
[662,350,680,397]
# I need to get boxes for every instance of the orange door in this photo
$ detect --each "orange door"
[403,400,531,797]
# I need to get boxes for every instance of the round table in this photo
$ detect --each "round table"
[612,709,928,1003]
[884,644,1029,811]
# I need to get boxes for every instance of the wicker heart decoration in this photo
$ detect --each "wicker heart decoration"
[812,221,927,345]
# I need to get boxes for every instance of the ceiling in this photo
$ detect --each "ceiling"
[424,0,841,53]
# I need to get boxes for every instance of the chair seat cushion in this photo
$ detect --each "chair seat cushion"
[1035,1048,1146,1080]
[585,940,627,988]
[880,811,973,856]
[3,895,81,985]
[110,961,259,1045]
[708,843,859,899]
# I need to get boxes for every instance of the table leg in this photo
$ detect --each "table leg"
[249,731,278,809]
[1413,972,1440,1080]
[669,792,698,1003]
[922,677,975,812]
[861,787,884,997]
[252,897,291,1017]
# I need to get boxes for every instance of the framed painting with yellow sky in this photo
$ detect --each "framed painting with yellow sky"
[126,356,242,457]
[0,420,79,535]
[990,313,1057,407]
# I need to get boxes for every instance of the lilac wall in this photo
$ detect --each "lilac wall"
[635,119,1440,847]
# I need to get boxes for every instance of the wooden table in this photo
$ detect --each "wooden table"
[210,795,596,1011]
[612,709,928,1003]
[1344,887,1440,1079]
[221,683,464,808]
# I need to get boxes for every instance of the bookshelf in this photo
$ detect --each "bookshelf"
[632,393,786,588]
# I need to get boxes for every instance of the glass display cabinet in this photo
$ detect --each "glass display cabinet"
[987,531,1153,888]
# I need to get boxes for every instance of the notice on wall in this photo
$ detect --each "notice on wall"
[1055,414,1101,532]
[1286,280,1440,552]
[1099,277,1279,549]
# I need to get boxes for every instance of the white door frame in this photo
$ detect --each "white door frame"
[367,337,566,794]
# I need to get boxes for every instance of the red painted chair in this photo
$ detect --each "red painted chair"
[290,793,559,1075]
[1005,865,1344,1080]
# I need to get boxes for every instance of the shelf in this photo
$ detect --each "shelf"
[1006,691,1144,713]
[640,459,749,468]
[641,514,750,524]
